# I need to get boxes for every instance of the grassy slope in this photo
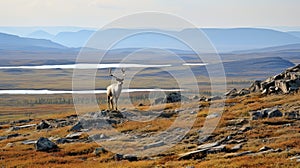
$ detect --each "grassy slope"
[0,92,300,167]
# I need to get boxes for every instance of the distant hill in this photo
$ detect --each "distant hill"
[198,28,300,52]
[26,28,300,52]
[27,30,54,40]
[223,57,294,76]
[288,31,300,38]
[232,43,300,54]
[0,32,67,51]
[52,30,95,47]
[0,26,96,37]
[191,57,295,78]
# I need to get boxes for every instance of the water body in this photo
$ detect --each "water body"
[182,63,207,66]
[0,63,204,95]
[0,64,171,70]
[0,89,183,95]
[0,63,206,70]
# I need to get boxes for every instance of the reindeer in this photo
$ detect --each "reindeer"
[106,68,125,111]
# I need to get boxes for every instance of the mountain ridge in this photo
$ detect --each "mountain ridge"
[0,32,67,51]
[21,27,300,52]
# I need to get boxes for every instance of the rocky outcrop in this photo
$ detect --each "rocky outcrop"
[250,64,300,94]
[226,64,300,98]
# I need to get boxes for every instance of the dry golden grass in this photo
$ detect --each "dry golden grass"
[1,92,300,167]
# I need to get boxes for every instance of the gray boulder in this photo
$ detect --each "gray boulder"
[56,138,70,144]
[267,108,283,118]
[114,153,124,161]
[284,111,299,119]
[94,147,107,156]
[249,111,263,120]
[35,137,58,151]
[69,122,83,132]
[249,108,282,120]
[249,80,262,92]
[199,96,207,102]
[225,88,237,97]
[154,97,164,104]
[36,120,51,130]
[237,88,250,96]
[123,154,138,161]
[165,92,182,103]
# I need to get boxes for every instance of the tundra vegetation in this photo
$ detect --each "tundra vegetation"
[1,65,300,167]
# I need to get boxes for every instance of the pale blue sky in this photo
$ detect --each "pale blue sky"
[0,0,299,28]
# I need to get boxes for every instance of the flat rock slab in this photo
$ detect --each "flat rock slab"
[7,124,36,132]
[259,146,272,152]
[290,155,300,162]
[144,141,165,150]
[178,149,208,160]
[197,141,220,150]
[250,149,275,156]
[66,132,84,139]
[231,143,244,152]
[224,151,253,158]
[22,140,37,145]
[208,145,227,153]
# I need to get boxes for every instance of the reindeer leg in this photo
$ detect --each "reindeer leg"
[107,96,111,110]
[115,97,118,111]
[111,98,114,111]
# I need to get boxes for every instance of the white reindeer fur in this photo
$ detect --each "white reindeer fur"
[106,69,125,111]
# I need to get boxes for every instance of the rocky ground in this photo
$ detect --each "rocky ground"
[1,65,300,167]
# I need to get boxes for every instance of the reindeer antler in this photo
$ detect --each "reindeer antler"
[121,68,126,77]
[108,68,112,76]
[108,68,117,79]
[108,68,125,80]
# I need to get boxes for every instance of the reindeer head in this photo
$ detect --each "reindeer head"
[108,68,126,84]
